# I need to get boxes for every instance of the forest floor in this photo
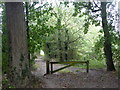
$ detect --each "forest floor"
[31,56,119,88]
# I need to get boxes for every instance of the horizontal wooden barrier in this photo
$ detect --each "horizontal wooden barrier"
[50,61,88,64]
[47,60,89,74]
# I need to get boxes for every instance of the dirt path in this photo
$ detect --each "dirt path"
[32,56,119,88]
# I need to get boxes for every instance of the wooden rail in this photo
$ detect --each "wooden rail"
[46,61,89,74]
[51,63,75,74]
[50,61,88,64]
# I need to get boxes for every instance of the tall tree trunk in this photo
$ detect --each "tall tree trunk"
[25,2,31,70]
[5,2,30,87]
[57,18,63,61]
[101,2,115,71]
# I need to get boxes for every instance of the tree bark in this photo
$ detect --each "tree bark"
[5,2,30,87]
[101,2,115,71]
[57,18,63,62]
[25,2,31,70]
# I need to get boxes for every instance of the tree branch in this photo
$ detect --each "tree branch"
[68,34,82,44]
[72,27,82,35]
[93,0,101,9]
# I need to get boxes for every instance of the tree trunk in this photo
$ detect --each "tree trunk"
[5,2,30,87]
[101,2,115,71]
[57,18,63,62]
[64,42,68,61]
[25,2,31,70]
[64,28,69,61]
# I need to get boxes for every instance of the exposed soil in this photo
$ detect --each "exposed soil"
[31,56,119,88]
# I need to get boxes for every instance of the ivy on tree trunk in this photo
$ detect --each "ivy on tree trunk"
[5,2,30,87]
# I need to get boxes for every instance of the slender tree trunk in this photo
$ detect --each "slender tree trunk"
[25,2,31,70]
[64,28,69,61]
[101,2,115,71]
[64,42,68,61]
[5,2,30,87]
[57,18,63,61]
[46,42,51,58]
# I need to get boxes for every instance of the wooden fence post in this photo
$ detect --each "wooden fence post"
[86,60,89,73]
[51,62,53,74]
[46,61,50,74]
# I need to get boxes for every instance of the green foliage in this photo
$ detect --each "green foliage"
[27,2,56,63]
[89,59,106,69]
[2,1,119,75]
[72,1,119,70]
[2,4,10,74]
[74,60,106,69]
[111,32,120,63]
[83,22,89,34]
[73,2,101,35]
[58,69,71,73]
[42,4,86,61]
[28,2,113,64]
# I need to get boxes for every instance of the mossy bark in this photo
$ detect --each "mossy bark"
[5,2,30,87]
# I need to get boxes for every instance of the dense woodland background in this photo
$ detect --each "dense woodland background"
[1,0,120,88]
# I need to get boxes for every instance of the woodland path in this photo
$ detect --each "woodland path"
[32,56,119,88]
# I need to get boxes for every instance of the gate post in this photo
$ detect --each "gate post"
[46,61,50,74]
[51,62,53,74]
[86,60,89,73]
